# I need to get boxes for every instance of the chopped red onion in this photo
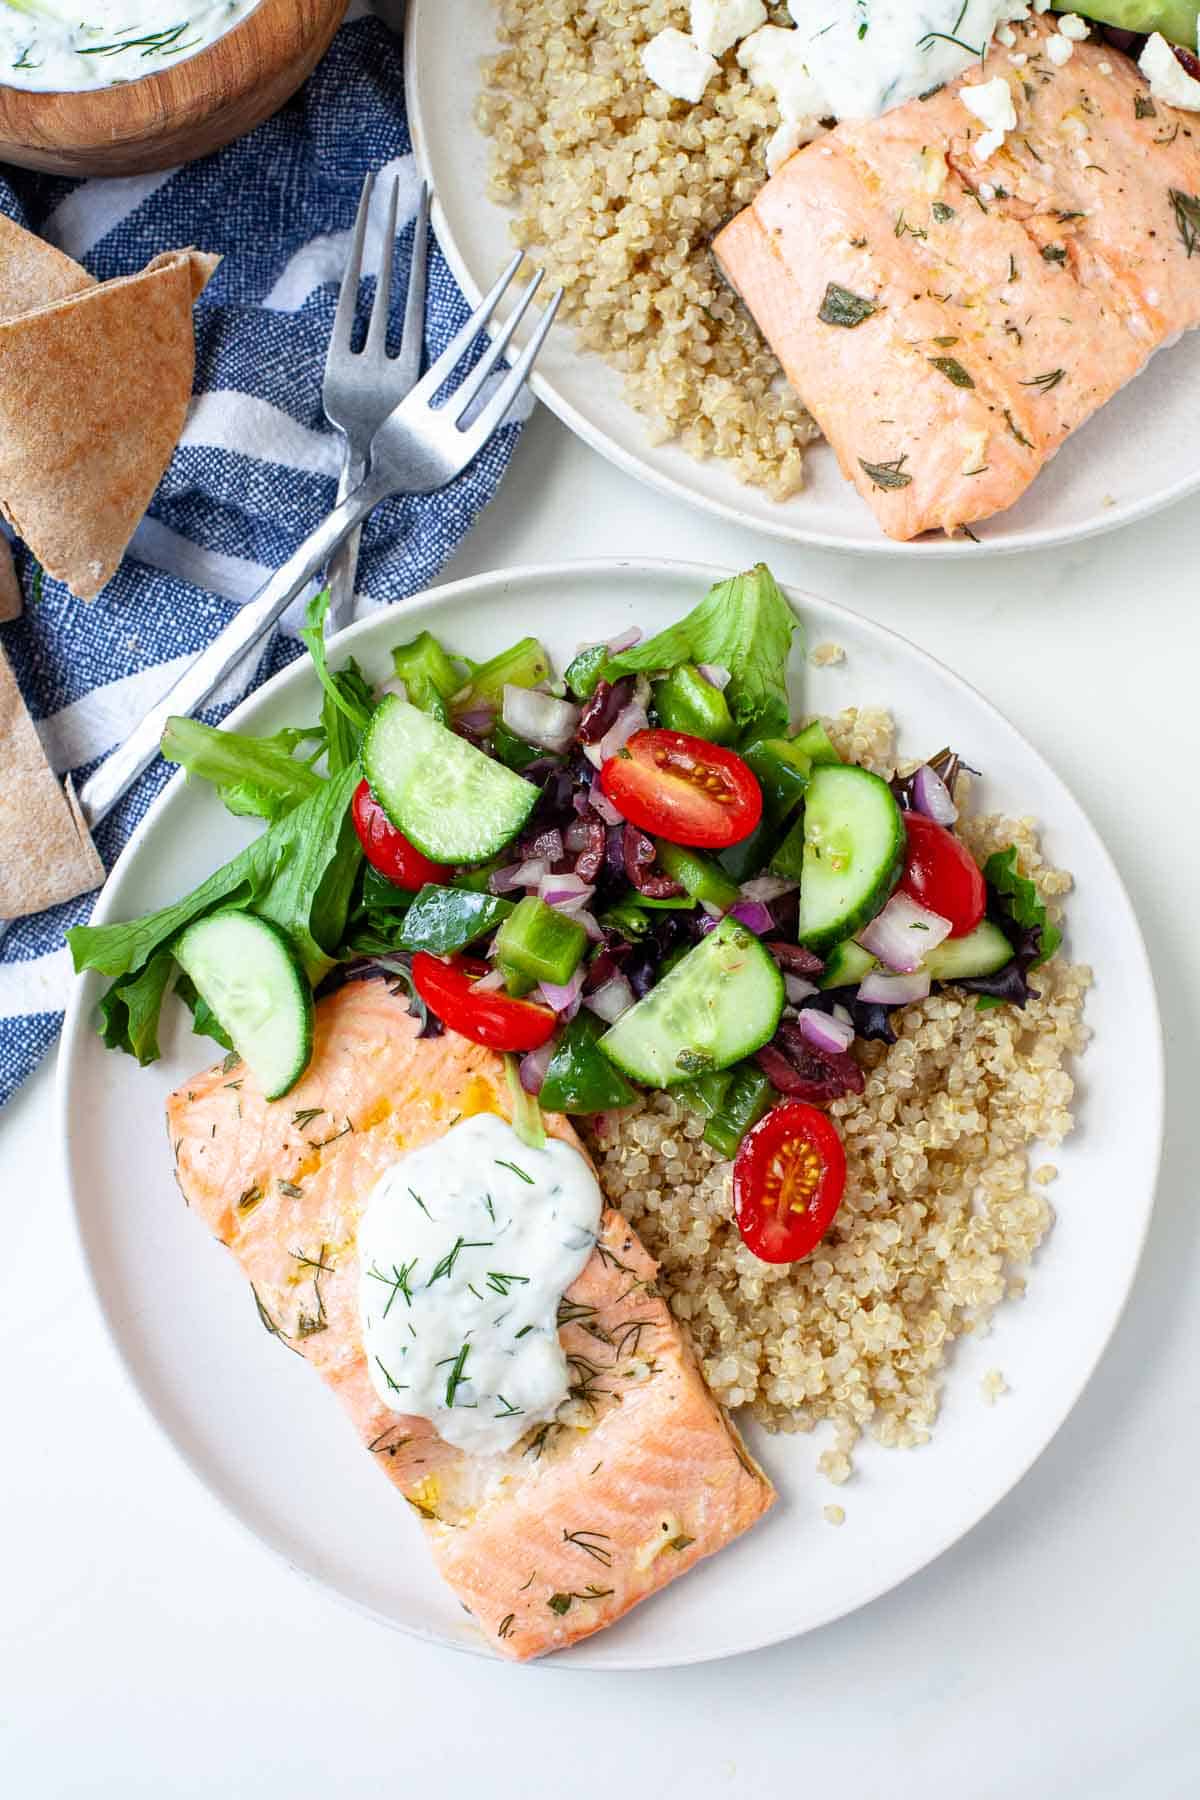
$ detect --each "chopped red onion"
[519,1038,555,1094]
[539,969,585,1018]
[501,684,581,754]
[568,908,604,942]
[729,898,775,935]
[588,777,624,825]
[858,968,931,1006]
[539,872,595,909]
[455,705,496,737]
[833,1003,854,1028]
[584,699,648,768]
[911,763,958,827]
[606,626,642,655]
[799,1008,856,1056]
[784,973,819,1004]
[470,968,507,993]
[584,973,635,1024]
[740,874,798,904]
[697,663,731,691]
[858,892,952,973]
[490,856,551,894]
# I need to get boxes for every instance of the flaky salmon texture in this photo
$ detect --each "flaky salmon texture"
[715,16,1200,539]
[167,980,774,1660]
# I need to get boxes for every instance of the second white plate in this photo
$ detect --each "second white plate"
[59,560,1161,1668]
[406,0,1200,558]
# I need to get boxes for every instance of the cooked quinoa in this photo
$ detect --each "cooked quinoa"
[585,708,1091,1482]
[477,0,819,498]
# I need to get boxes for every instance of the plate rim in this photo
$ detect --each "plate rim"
[57,556,1166,1668]
[403,0,1200,560]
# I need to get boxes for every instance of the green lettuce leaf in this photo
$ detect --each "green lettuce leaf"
[605,564,802,731]
[161,715,325,823]
[98,951,178,1067]
[983,847,1063,966]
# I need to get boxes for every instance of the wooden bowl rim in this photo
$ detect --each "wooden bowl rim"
[0,0,347,109]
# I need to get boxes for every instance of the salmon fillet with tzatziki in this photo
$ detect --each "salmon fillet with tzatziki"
[715,16,1200,539]
[167,978,774,1661]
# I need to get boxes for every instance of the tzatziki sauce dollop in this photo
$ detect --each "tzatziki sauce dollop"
[781,0,1032,123]
[357,1113,603,1457]
[0,2,263,94]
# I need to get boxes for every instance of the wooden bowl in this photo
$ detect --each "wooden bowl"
[0,0,349,177]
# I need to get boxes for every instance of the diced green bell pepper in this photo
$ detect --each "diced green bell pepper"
[742,738,811,828]
[501,962,538,998]
[791,719,840,766]
[703,1064,775,1158]
[657,842,741,911]
[494,895,587,988]
[652,663,734,743]
[540,1012,636,1114]
[360,866,415,916]
[391,630,462,725]
[564,643,610,701]
[397,884,513,955]
[679,1068,734,1121]
[492,720,542,772]
[459,637,551,711]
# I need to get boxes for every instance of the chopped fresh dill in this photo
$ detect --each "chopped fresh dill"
[374,1356,409,1394]
[292,1107,323,1129]
[1004,409,1035,448]
[408,1187,432,1219]
[858,453,913,491]
[1170,187,1200,258]
[494,1158,534,1184]
[441,1342,471,1408]
[927,356,974,389]
[562,1529,614,1568]
[428,1237,493,1285]
[1020,368,1066,391]
[497,1613,516,1640]
[486,1271,530,1296]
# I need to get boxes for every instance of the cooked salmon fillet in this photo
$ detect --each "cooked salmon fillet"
[715,18,1200,538]
[167,978,774,1660]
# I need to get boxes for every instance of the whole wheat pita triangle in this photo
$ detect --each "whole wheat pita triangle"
[0,248,219,599]
[0,212,93,322]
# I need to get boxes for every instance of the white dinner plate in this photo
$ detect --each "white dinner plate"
[406,0,1200,558]
[59,561,1162,1668]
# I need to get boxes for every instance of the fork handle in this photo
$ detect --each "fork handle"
[77,468,395,832]
[324,448,367,637]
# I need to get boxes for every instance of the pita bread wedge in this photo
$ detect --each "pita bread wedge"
[0,647,104,918]
[0,248,219,599]
[0,536,21,621]
[0,213,93,322]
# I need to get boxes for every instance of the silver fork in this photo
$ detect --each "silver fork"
[73,257,559,829]
[323,172,430,637]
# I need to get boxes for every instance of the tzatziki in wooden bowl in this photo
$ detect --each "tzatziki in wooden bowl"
[0,0,347,175]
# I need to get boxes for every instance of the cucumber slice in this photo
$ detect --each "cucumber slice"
[795,765,905,956]
[599,916,784,1088]
[925,920,1013,981]
[819,937,877,990]
[175,910,313,1101]
[363,696,537,865]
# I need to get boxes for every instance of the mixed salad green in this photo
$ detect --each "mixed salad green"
[69,567,1062,1222]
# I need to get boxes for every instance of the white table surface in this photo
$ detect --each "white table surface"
[3,410,1197,1798]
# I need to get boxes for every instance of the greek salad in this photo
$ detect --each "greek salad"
[69,566,1063,1266]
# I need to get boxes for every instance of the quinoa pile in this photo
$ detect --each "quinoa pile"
[585,708,1091,1484]
[477,0,818,498]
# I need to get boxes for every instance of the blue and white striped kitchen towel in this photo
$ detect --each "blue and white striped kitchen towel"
[0,2,529,1106]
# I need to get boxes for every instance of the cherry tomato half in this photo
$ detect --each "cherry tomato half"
[410,953,557,1053]
[898,812,986,939]
[733,1102,847,1264]
[352,780,450,890]
[600,729,762,850]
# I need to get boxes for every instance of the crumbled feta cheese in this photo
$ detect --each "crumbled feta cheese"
[997,23,1016,46]
[1045,33,1073,66]
[961,76,1018,162]
[1057,12,1089,38]
[765,115,825,172]
[690,0,766,58]
[642,27,719,103]
[1139,31,1200,111]
[738,23,827,120]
